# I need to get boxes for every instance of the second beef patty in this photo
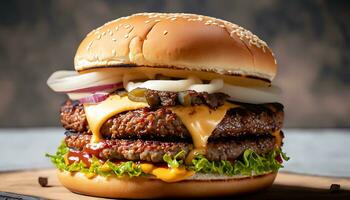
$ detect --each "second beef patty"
[65,134,278,163]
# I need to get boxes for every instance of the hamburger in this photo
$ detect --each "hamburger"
[46,13,288,198]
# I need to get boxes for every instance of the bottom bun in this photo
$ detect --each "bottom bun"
[57,170,277,198]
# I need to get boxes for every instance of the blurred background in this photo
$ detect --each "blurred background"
[0,0,349,128]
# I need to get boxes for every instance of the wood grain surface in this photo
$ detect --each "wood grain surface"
[0,169,349,200]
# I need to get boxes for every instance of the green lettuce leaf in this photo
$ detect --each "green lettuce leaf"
[45,142,143,177]
[107,160,142,177]
[163,150,186,168]
[191,148,289,176]
[46,141,289,178]
[45,141,68,171]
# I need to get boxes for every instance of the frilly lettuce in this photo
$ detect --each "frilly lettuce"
[46,142,142,177]
[46,142,289,178]
[189,148,289,176]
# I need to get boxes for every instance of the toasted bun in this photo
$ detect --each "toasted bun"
[57,170,277,198]
[74,13,277,82]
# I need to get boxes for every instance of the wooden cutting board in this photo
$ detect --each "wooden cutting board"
[0,169,349,200]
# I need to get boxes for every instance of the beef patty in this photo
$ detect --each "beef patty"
[60,100,284,140]
[142,89,229,108]
[65,134,277,163]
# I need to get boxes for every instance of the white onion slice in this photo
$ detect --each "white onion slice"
[122,73,149,89]
[219,84,281,104]
[125,76,280,103]
[188,79,224,93]
[49,69,281,104]
[47,70,122,92]
[125,76,201,92]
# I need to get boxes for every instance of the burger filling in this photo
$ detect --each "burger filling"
[47,89,288,182]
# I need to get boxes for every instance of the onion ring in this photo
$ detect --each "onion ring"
[188,79,224,93]
[48,70,281,103]
[125,76,280,103]
[125,76,201,92]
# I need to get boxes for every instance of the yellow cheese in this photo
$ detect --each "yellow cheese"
[151,167,194,183]
[84,172,97,179]
[100,163,112,172]
[140,163,154,174]
[169,103,238,163]
[273,130,282,147]
[83,94,238,181]
[84,95,148,143]
[140,164,194,182]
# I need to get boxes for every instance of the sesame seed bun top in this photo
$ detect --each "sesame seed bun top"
[74,13,277,82]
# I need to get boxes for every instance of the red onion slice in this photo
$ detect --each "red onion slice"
[78,93,109,104]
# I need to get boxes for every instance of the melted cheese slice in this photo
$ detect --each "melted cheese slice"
[82,93,282,182]
[84,95,148,143]
[170,102,239,163]
[273,130,283,147]
[140,164,194,182]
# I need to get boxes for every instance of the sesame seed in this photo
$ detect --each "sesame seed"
[128,27,134,33]
[112,38,117,42]
[250,40,257,45]
[89,13,268,50]
[112,49,116,56]
[87,41,93,50]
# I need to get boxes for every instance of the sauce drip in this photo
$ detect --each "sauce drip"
[67,141,111,167]
[84,95,148,143]
[83,141,109,158]
[67,149,91,167]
